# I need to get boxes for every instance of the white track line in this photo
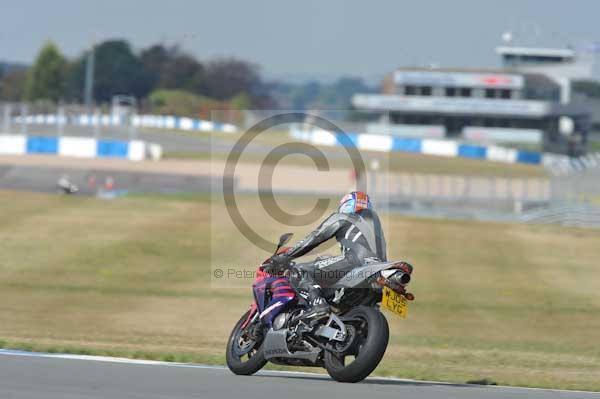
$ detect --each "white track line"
[0,349,598,395]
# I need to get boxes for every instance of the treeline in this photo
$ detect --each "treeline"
[573,80,600,99]
[0,39,274,114]
[0,40,378,118]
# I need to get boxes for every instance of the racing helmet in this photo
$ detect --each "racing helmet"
[338,191,372,214]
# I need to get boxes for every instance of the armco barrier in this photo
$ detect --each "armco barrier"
[0,135,27,155]
[27,136,59,154]
[14,114,238,134]
[289,125,568,167]
[0,134,160,161]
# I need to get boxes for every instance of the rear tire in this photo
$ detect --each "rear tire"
[225,310,267,375]
[324,306,389,383]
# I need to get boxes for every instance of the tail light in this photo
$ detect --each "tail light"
[375,262,415,301]
[390,261,413,275]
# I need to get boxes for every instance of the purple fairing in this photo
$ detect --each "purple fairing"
[252,276,296,327]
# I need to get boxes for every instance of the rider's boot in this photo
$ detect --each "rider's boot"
[301,285,329,319]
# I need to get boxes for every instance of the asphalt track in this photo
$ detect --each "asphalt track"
[0,350,598,399]
[0,163,219,195]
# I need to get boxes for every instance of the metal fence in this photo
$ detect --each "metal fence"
[520,203,600,228]
[368,171,548,212]
[367,159,600,228]
[548,154,600,205]
[0,102,135,139]
[538,156,600,227]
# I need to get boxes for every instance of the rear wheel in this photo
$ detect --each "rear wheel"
[225,310,267,375]
[323,306,389,383]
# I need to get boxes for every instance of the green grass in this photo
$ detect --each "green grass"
[0,190,599,390]
[0,339,224,364]
[588,141,600,152]
[148,126,546,177]
[140,126,545,178]
[165,148,545,178]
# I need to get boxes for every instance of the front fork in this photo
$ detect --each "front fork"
[241,303,258,330]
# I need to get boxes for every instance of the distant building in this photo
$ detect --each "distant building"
[352,43,593,156]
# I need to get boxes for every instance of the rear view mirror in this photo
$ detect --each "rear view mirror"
[278,233,294,248]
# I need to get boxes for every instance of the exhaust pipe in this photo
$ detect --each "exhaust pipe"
[394,272,411,285]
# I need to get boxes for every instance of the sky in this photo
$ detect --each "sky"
[2,0,600,82]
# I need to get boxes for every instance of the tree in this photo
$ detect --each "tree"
[573,80,600,98]
[63,60,84,102]
[148,89,220,116]
[140,44,205,93]
[263,77,374,110]
[68,39,152,103]
[139,44,169,89]
[230,92,251,109]
[25,42,67,102]
[203,58,260,101]
[0,69,28,101]
[94,40,153,102]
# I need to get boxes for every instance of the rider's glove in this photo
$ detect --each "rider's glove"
[272,254,292,268]
[263,254,292,276]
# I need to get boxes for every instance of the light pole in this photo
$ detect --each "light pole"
[84,41,95,110]
[2,104,11,134]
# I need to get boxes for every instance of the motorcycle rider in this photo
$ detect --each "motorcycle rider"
[269,191,387,319]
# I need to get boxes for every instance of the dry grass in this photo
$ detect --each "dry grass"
[0,190,598,390]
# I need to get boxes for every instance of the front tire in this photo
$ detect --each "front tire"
[324,306,389,383]
[225,310,267,375]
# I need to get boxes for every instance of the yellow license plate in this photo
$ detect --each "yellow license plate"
[381,286,408,319]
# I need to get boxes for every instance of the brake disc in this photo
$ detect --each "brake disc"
[331,325,357,354]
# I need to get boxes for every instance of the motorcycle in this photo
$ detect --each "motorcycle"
[226,233,415,383]
[57,176,79,195]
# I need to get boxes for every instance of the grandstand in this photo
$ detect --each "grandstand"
[352,42,593,156]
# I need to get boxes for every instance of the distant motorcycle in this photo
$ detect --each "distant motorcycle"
[57,176,79,195]
[226,233,415,383]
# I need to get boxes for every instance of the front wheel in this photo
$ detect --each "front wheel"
[324,306,389,383]
[225,310,267,375]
